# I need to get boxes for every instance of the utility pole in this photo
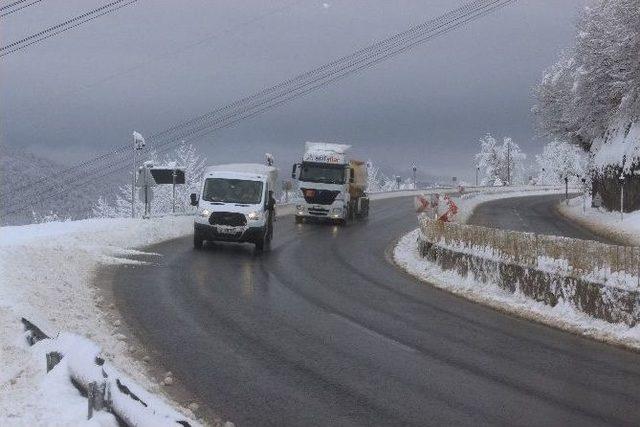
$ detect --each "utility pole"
[172,167,177,214]
[131,131,146,218]
[620,174,625,221]
[581,177,587,213]
[564,176,569,205]
[506,141,511,186]
[475,166,479,187]
[131,138,136,218]
[412,164,417,190]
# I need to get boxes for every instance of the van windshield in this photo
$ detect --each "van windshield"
[203,178,263,204]
[299,162,346,184]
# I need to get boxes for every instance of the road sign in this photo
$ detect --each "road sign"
[149,168,186,185]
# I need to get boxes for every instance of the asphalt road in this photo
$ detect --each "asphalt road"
[111,195,640,426]
[468,193,610,242]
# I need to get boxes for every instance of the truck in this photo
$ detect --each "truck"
[190,163,278,251]
[291,142,369,225]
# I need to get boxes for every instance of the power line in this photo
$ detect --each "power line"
[2,0,304,196]
[0,0,43,18]
[0,0,137,56]
[2,0,508,208]
[0,0,32,12]
[1,0,516,216]
[2,0,513,214]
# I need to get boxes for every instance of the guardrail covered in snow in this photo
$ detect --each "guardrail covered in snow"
[21,318,197,427]
[417,218,640,326]
[419,217,640,287]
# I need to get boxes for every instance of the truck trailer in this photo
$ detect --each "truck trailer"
[291,142,369,225]
[191,163,277,250]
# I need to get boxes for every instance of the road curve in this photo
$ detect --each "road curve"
[110,195,640,426]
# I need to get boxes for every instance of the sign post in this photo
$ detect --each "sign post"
[131,131,146,218]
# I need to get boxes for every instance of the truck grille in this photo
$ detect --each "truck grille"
[209,212,247,227]
[301,188,340,205]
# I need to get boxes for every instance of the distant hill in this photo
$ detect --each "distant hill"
[0,147,118,225]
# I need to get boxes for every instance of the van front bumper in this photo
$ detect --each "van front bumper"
[194,223,264,243]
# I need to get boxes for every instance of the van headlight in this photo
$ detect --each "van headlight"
[199,209,211,218]
[247,211,262,221]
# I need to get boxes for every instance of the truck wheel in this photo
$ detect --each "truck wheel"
[295,215,304,224]
[194,232,204,250]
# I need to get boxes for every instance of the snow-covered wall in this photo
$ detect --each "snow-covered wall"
[415,218,640,327]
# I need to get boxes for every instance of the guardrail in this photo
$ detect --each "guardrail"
[419,217,640,287]
[21,318,197,426]
[417,217,640,326]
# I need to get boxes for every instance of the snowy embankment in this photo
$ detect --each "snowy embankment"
[558,195,640,246]
[0,216,200,425]
[392,187,640,351]
[394,229,640,350]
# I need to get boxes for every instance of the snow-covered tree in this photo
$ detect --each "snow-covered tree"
[536,140,588,185]
[31,210,71,223]
[534,0,640,150]
[475,134,526,185]
[92,142,206,218]
[366,160,397,192]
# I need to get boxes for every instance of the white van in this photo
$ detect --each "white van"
[190,164,278,251]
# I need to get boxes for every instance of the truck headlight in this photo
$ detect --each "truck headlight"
[331,207,343,214]
[199,209,211,218]
[247,211,262,221]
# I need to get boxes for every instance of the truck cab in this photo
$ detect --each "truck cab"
[292,142,368,225]
[191,164,277,250]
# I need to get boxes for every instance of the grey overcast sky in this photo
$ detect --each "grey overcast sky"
[1,0,587,181]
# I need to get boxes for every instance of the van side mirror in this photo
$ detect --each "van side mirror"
[190,193,199,206]
[291,164,297,179]
[349,168,355,183]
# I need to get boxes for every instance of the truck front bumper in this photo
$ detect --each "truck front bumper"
[295,203,346,219]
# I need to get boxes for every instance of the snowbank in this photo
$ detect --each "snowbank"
[558,195,640,246]
[0,216,197,425]
[394,230,640,350]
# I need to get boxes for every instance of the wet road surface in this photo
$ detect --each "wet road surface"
[110,195,640,426]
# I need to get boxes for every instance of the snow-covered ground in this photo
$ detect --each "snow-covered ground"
[394,229,640,350]
[0,216,199,425]
[558,195,640,245]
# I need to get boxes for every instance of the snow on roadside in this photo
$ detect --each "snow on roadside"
[394,229,640,350]
[558,195,640,245]
[0,216,196,425]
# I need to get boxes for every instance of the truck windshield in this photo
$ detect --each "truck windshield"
[202,178,263,204]
[299,162,346,184]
